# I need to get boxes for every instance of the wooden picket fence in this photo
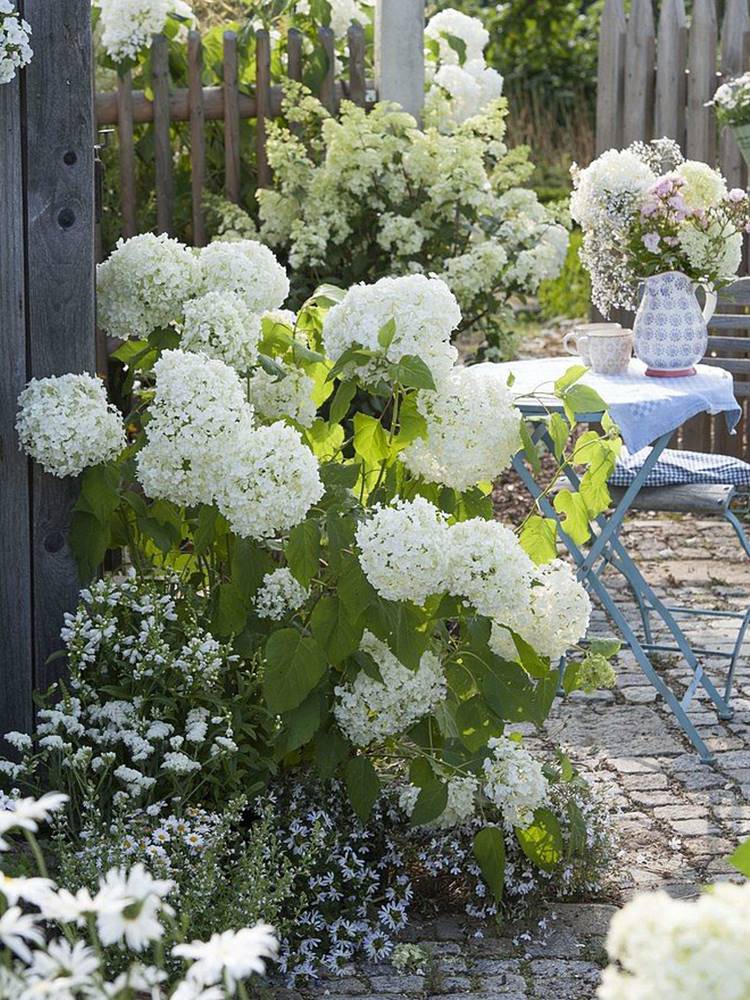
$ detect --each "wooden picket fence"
[596,0,750,460]
[95,25,371,246]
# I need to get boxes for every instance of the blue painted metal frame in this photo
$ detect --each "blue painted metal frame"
[513,402,739,763]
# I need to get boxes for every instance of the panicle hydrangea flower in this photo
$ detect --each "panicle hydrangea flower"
[402,365,521,490]
[428,60,504,125]
[398,774,478,830]
[135,349,252,507]
[333,631,447,747]
[425,8,489,65]
[294,0,371,36]
[198,240,290,315]
[0,1,32,84]
[214,421,323,540]
[322,275,460,387]
[254,568,309,621]
[95,0,195,63]
[246,367,318,428]
[446,518,535,624]
[489,559,592,662]
[180,291,262,373]
[16,373,125,478]
[355,497,451,606]
[482,736,549,830]
[96,233,200,340]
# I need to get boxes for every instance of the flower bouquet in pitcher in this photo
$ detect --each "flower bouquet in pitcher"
[571,139,750,376]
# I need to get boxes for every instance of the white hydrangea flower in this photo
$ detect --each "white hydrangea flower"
[678,224,743,284]
[674,160,728,211]
[355,497,451,606]
[322,275,460,387]
[403,366,521,490]
[254,568,308,621]
[180,291,262,373]
[446,518,535,624]
[333,631,447,747]
[214,421,323,540]
[482,736,549,830]
[0,2,32,85]
[97,233,200,340]
[95,0,195,63]
[246,367,318,428]
[505,222,570,291]
[489,559,592,662]
[600,883,750,1000]
[16,373,125,478]
[398,774,478,830]
[440,242,508,303]
[425,8,489,65]
[135,349,252,507]
[570,149,656,230]
[429,60,503,125]
[198,240,290,315]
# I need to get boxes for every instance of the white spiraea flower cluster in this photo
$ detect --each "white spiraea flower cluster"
[16,373,125,478]
[399,774,479,830]
[180,291,262,373]
[96,233,200,341]
[425,9,501,125]
[599,883,750,1000]
[482,736,549,830]
[254,568,308,621]
[402,365,521,490]
[95,0,195,63]
[0,1,31,85]
[489,560,592,663]
[333,631,447,747]
[247,366,318,428]
[0,793,278,998]
[198,240,290,315]
[322,275,460,387]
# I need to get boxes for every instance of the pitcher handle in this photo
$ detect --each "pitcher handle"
[701,284,718,324]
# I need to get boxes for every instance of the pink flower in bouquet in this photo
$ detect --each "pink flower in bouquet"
[649,177,674,198]
[729,187,747,202]
[642,233,661,253]
[640,199,660,218]
[667,194,688,219]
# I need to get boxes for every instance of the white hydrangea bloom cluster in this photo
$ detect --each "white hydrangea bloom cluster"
[678,223,743,285]
[570,149,656,230]
[322,275,460,387]
[505,221,570,290]
[135,349,251,507]
[674,160,728,211]
[403,366,521,490]
[254,568,308,621]
[198,240,290,315]
[333,631,447,747]
[599,883,750,1000]
[214,421,324,540]
[355,497,451,606]
[95,0,195,63]
[425,9,501,125]
[489,560,592,662]
[16,373,125,478]
[398,774,478,830]
[180,291,262,373]
[0,1,32,85]
[96,233,200,341]
[294,0,372,36]
[482,736,549,830]
[425,8,489,64]
[246,367,317,428]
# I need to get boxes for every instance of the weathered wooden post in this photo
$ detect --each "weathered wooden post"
[375,0,425,121]
[0,0,96,735]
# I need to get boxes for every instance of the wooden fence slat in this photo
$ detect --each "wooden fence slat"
[596,0,627,153]
[0,73,33,737]
[223,31,241,204]
[256,29,272,189]
[152,34,173,235]
[319,27,337,114]
[116,71,137,237]
[287,27,303,82]
[348,23,367,106]
[686,0,718,163]
[375,0,425,120]
[623,0,656,145]
[655,0,688,146]
[188,30,206,246]
[23,0,97,693]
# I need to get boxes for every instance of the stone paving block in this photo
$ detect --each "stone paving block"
[620,772,669,790]
[668,818,719,835]
[476,974,527,993]
[653,803,709,820]
[369,976,425,994]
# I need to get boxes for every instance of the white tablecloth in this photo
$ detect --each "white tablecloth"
[479,357,741,454]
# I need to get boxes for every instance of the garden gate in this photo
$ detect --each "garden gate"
[0,0,426,737]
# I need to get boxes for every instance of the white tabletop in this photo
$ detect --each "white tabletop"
[478,357,741,453]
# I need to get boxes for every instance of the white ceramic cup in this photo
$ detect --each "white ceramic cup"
[583,328,634,375]
[563,323,622,366]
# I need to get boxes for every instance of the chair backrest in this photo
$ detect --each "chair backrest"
[705,277,750,399]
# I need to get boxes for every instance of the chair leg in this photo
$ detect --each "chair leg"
[720,505,750,716]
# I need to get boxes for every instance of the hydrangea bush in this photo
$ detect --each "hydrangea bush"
[0,0,32,84]
[12,234,621,907]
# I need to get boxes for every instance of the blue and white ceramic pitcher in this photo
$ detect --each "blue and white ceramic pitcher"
[633,271,717,378]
